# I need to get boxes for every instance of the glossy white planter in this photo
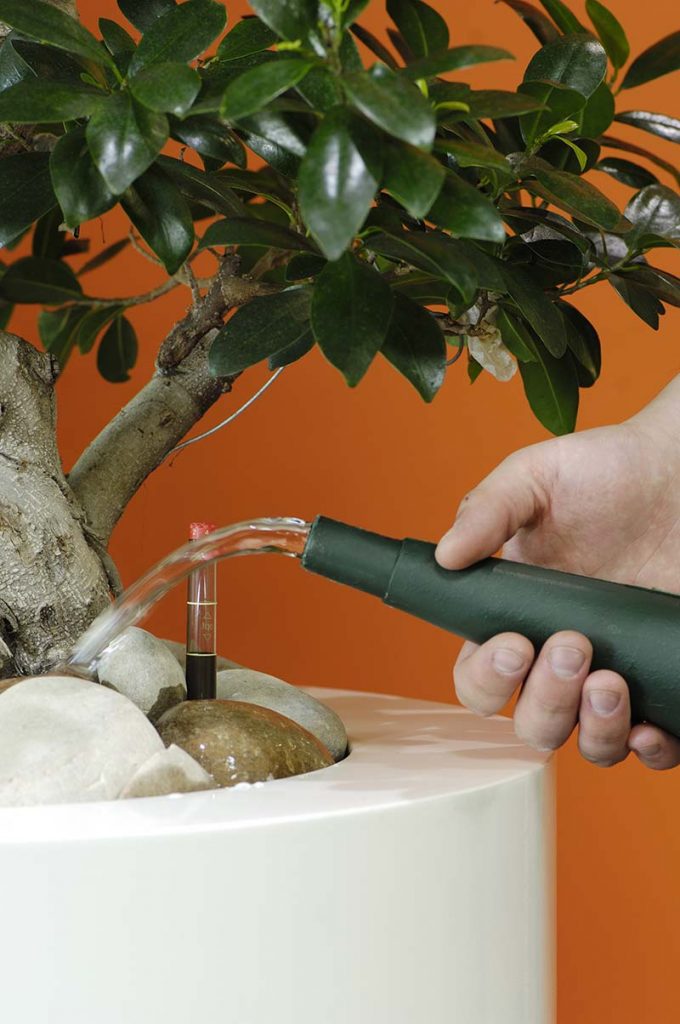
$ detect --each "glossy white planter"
[0,689,554,1024]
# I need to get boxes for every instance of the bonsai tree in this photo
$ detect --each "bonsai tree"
[0,0,678,676]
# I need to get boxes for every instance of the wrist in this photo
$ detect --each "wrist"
[627,373,680,455]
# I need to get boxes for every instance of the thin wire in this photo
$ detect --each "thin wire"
[446,342,465,367]
[167,367,285,460]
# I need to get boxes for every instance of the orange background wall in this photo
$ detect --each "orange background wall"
[11,0,680,1019]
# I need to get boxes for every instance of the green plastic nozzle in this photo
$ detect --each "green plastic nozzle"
[301,516,680,738]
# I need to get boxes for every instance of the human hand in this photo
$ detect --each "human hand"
[436,390,680,769]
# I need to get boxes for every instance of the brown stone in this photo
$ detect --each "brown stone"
[155,700,334,787]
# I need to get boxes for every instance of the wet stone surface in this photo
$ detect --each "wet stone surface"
[156,699,334,787]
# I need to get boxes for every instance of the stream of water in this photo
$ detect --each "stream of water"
[67,517,311,674]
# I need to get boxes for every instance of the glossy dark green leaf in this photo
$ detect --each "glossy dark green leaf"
[39,305,86,367]
[579,81,614,138]
[130,0,226,73]
[217,17,276,60]
[518,80,585,145]
[121,165,194,274]
[311,253,393,386]
[435,139,512,173]
[50,128,115,229]
[366,230,478,305]
[0,256,82,304]
[536,0,585,33]
[390,273,452,304]
[0,35,30,93]
[381,291,445,401]
[609,273,664,328]
[97,315,138,382]
[249,0,319,44]
[522,156,622,229]
[268,329,314,368]
[284,252,326,281]
[12,38,90,85]
[299,107,381,261]
[99,18,135,56]
[0,80,104,122]
[79,238,130,276]
[386,0,449,58]
[496,307,537,362]
[502,265,566,356]
[129,63,201,116]
[519,342,579,434]
[349,24,399,69]
[199,217,314,251]
[467,350,483,383]
[600,134,680,186]
[523,35,607,99]
[0,0,113,68]
[496,1,559,45]
[556,300,601,385]
[69,303,124,354]
[32,207,64,260]
[295,65,343,113]
[622,266,680,307]
[403,45,513,80]
[220,59,313,122]
[595,157,658,188]
[236,108,311,168]
[621,31,680,90]
[118,0,176,33]
[585,0,629,70]
[429,175,506,243]
[0,300,12,330]
[87,94,168,195]
[383,139,445,217]
[0,152,56,248]
[625,184,680,244]
[209,287,313,375]
[172,116,246,167]
[342,65,436,148]
[453,89,546,120]
[614,110,680,145]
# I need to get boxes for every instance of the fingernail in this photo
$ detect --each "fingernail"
[588,690,621,716]
[492,648,526,675]
[548,646,586,678]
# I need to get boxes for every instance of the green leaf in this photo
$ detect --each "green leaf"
[519,343,579,434]
[556,300,601,385]
[172,116,246,168]
[220,59,314,122]
[0,80,104,122]
[536,0,585,34]
[0,256,82,304]
[99,18,135,57]
[97,315,138,382]
[523,35,607,99]
[199,217,314,251]
[79,238,130,276]
[249,0,319,45]
[578,80,614,138]
[625,184,680,245]
[130,0,226,73]
[518,80,585,145]
[585,0,629,70]
[386,0,449,58]
[614,110,680,145]
[0,0,112,68]
[217,17,277,60]
[157,155,247,216]
[383,139,445,217]
[268,329,314,368]
[311,253,394,386]
[496,1,559,45]
[209,287,313,375]
[621,266,680,307]
[0,152,56,248]
[600,135,680,187]
[595,157,658,189]
[403,45,513,80]
[342,65,436,148]
[621,31,680,91]
[381,291,445,401]
[50,127,115,229]
[299,107,381,261]
[451,88,547,120]
[609,273,664,329]
[86,93,168,195]
[429,175,506,244]
[39,305,85,367]
[118,0,176,33]
[521,156,622,230]
[284,252,326,280]
[0,299,12,330]
[129,62,201,116]
[70,303,124,354]
[468,350,483,383]
[350,24,399,69]
[32,207,64,260]
[366,230,478,305]
[391,272,452,304]
[435,139,512,173]
[502,264,566,356]
[496,307,537,362]
[0,35,30,93]
[121,164,194,274]
[12,38,91,85]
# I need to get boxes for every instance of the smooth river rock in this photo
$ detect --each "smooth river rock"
[217,669,348,761]
[120,744,216,799]
[156,699,334,787]
[0,676,164,806]
[97,627,187,722]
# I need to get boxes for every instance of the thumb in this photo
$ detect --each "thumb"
[435,452,548,570]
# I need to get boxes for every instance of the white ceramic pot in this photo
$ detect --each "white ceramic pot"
[0,689,553,1024]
